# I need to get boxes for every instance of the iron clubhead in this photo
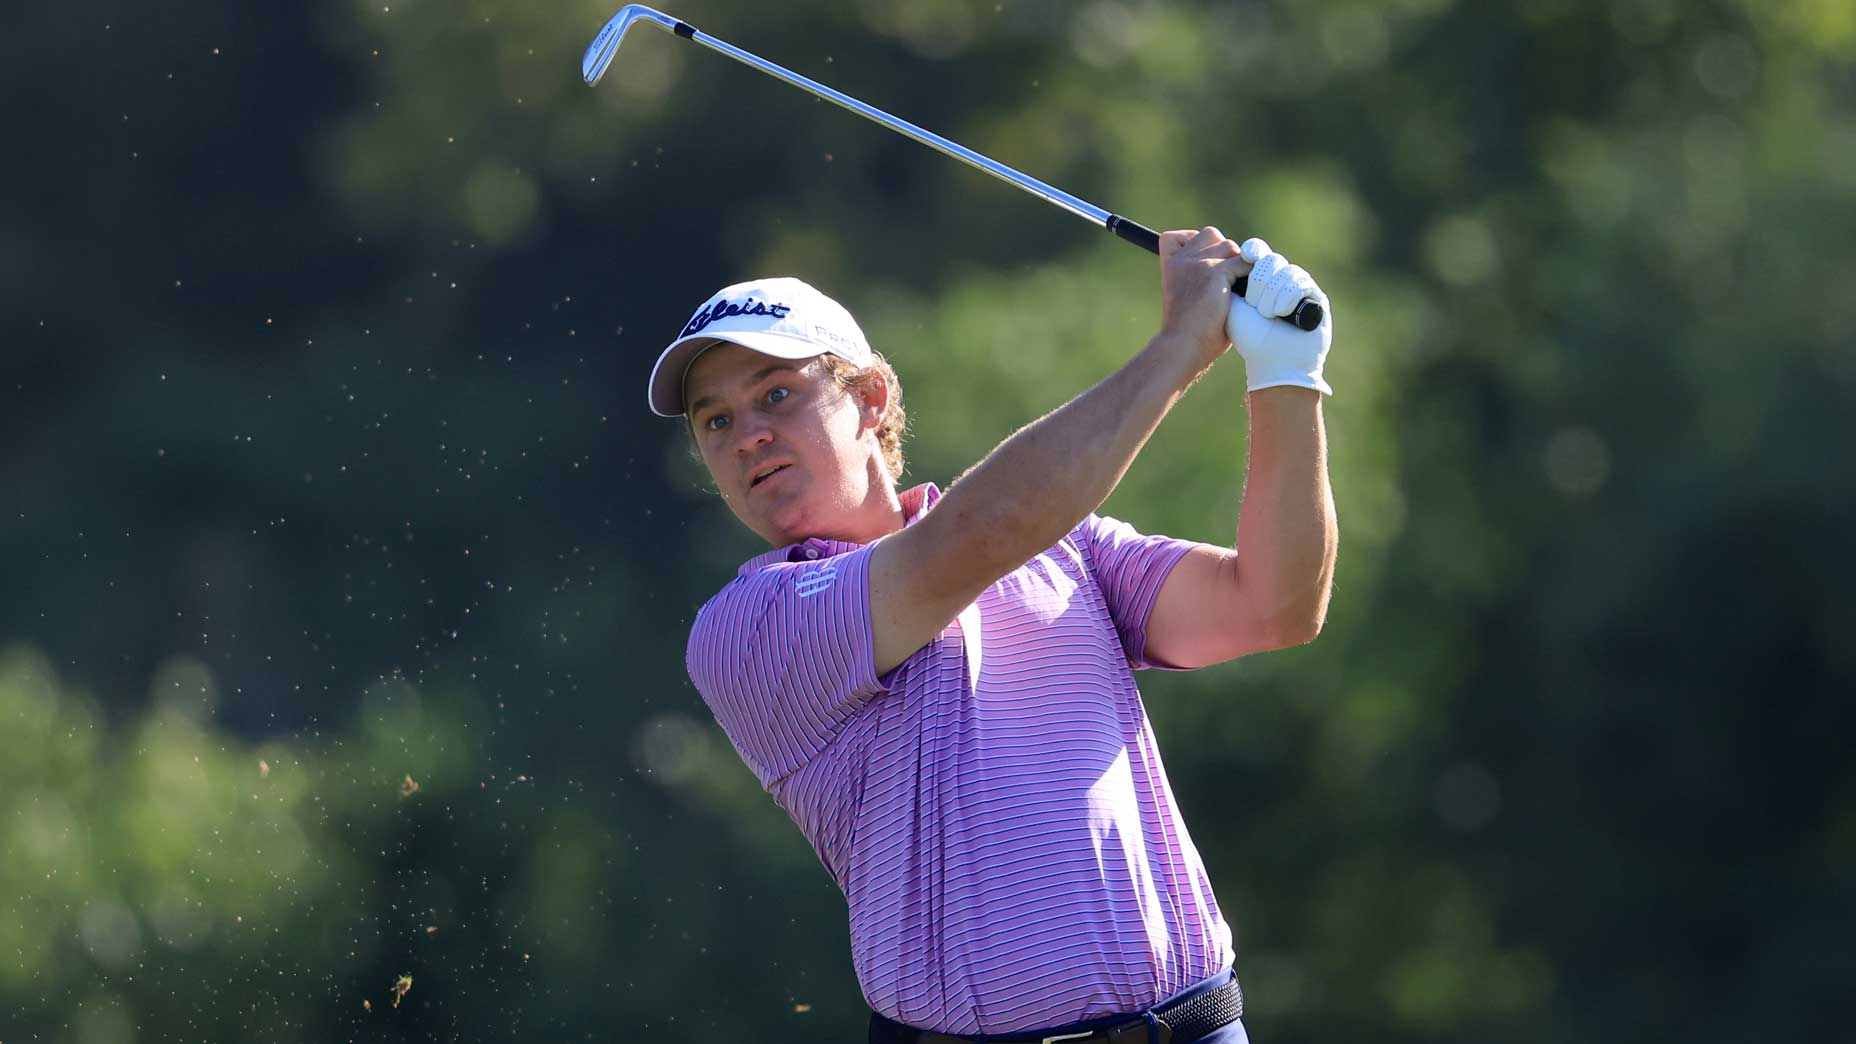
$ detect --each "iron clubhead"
[583,5,681,85]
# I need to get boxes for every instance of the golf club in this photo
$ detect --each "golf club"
[582,5,1325,331]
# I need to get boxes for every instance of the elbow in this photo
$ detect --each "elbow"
[1258,591,1330,650]
[1264,611,1324,650]
[1276,561,1336,648]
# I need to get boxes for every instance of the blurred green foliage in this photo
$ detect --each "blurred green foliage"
[3,0,1852,1041]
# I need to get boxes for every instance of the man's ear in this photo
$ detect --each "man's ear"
[857,372,890,432]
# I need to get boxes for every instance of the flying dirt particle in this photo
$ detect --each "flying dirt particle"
[391,974,413,1008]
[400,775,420,798]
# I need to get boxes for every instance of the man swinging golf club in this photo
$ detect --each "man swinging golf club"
[649,228,1336,1044]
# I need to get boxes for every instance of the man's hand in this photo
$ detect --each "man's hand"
[1158,228,1335,394]
[1158,227,1253,370]
[1226,238,1334,395]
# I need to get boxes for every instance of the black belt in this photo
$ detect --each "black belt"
[868,971,1243,1044]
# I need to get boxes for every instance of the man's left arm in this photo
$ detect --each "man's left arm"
[1144,386,1336,668]
[1144,239,1340,669]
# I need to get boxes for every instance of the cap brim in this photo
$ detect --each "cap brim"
[647,329,837,417]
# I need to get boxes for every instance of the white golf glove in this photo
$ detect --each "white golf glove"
[1225,238,1334,395]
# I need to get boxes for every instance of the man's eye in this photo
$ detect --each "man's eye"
[767,386,789,404]
[704,414,729,432]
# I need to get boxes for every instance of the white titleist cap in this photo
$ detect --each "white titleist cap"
[647,276,874,417]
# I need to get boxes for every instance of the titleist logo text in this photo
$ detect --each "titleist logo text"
[683,297,791,337]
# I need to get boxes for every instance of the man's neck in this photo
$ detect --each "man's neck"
[818,476,916,546]
[849,481,907,544]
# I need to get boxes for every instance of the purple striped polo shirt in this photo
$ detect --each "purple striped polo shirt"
[686,483,1235,1035]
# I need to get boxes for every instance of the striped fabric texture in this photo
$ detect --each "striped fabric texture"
[687,484,1235,1035]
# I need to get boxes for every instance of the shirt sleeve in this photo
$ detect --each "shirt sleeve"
[1074,512,1201,671]
[685,544,886,787]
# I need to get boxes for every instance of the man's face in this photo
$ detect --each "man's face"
[683,342,880,546]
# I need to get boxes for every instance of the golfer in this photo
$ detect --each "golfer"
[649,228,1337,1044]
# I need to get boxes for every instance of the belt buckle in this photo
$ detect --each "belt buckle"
[1040,1032,1095,1044]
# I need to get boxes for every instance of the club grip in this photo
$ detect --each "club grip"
[1106,215,1325,331]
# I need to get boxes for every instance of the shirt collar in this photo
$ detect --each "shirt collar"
[737,482,941,576]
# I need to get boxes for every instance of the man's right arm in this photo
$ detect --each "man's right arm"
[865,229,1252,675]
[867,333,1204,674]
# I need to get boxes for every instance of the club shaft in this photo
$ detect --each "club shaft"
[586,7,1323,330]
[684,29,1114,229]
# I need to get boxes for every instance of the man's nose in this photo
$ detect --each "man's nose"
[732,415,774,454]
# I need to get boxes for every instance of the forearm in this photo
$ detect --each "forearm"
[1234,387,1337,642]
[938,334,1206,573]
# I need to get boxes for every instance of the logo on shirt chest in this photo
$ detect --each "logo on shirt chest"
[794,561,839,599]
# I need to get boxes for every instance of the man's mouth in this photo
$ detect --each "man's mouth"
[749,464,790,488]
